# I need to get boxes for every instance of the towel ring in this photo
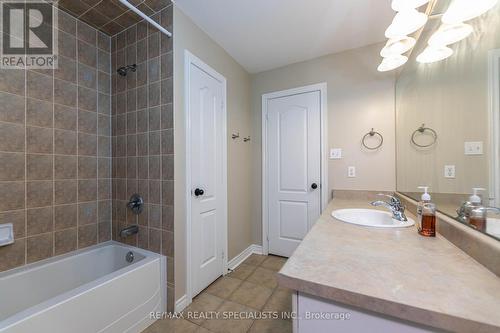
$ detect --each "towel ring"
[411,124,437,148]
[362,128,383,150]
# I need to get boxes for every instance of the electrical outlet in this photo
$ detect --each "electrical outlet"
[464,142,483,155]
[348,166,356,178]
[330,148,342,159]
[444,165,456,178]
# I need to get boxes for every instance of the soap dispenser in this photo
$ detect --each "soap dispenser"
[417,186,436,237]
[467,188,487,231]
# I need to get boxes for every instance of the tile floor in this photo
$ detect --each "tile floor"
[143,254,292,333]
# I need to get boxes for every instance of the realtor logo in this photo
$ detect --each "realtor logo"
[0,0,58,68]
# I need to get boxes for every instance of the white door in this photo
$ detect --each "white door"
[187,53,227,297]
[266,90,322,257]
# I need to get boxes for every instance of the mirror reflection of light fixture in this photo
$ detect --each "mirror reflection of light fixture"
[385,9,428,38]
[442,0,499,24]
[428,23,473,46]
[380,36,416,57]
[377,55,408,72]
[416,46,453,64]
[391,0,430,12]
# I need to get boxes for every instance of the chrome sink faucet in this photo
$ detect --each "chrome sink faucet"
[371,194,408,222]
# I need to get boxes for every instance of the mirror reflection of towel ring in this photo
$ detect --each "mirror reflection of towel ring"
[411,124,437,148]
[362,128,383,150]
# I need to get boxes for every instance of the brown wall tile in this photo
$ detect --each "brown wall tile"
[54,104,77,130]
[78,201,98,225]
[55,228,77,255]
[0,182,25,211]
[26,98,53,128]
[55,129,77,155]
[27,233,53,263]
[27,71,53,102]
[55,180,78,204]
[27,181,53,208]
[27,154,53,180]
[0,92,25,124]
[0,240,26,271]
[27,207,53,236]
[78,110,97,134]
[55,155,77,179]
[0,153,25,181]
[0,68,25,96]
[78,224,97,248]
[78,179,97,201]
[54,79,77,107]
[55,204,77,230]
[27,126,53,154]
[0,210,25,238]
[0,122,24,152]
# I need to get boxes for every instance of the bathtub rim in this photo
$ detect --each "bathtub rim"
[0,241,167,330]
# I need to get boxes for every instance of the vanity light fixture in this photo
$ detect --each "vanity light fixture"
[391,0,430,12]
[377,55,408,72]
[442,0,499,24]
[380,36,416,57]
[385,9,428,38]
[416,46,453,64]
[428,23,473,46]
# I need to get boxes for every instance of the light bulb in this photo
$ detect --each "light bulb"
[377,55,408,72]
[442,0,499,24]
[391,0,430,12]
[385,9,428,38]
[428,23,473,46]
[380,36,416,57]
[416,46,453,63]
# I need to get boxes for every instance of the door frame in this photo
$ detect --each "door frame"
[488,49,500,207]
[261,83,328,255]
[184,50,228,304]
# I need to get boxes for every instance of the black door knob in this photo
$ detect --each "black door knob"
[194,188,204,197]
[311,183,318,190]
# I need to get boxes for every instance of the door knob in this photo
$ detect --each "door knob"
[311,183,318,190]
[194,188,204,197]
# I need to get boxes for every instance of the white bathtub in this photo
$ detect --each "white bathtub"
[0,241,166,333]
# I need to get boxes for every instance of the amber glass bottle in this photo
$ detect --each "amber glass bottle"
[417,187,436,237]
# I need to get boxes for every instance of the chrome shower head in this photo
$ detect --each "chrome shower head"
[117,64,136,76]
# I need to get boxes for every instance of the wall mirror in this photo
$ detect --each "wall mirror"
[396,0,500,240]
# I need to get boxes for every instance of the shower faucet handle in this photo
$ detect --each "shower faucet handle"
[127,194,144,215]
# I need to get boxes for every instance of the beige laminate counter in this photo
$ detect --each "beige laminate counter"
[277,199,500,333]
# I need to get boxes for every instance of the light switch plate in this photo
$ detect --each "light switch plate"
[330,148,342,159]
[444,165,456,179]
[464,141,483,155]
[0,223,14,246]
[348,166,356,178]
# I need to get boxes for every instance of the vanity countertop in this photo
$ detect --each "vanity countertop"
[277,198,500,333]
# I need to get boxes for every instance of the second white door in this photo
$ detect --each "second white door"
[187,52,226,297]
[266,89,322,257]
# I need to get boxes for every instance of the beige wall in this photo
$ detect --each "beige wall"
[250,44,396,243]
[173,8,254,300]
[396,7,500,201]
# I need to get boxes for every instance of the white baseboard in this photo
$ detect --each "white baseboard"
[227,244,263,271]
[175,294,189,313]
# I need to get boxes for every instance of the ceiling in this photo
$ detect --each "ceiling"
[58,0,171,35]
[175,0,396,73]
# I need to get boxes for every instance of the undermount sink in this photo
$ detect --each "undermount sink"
[332,209,415,228]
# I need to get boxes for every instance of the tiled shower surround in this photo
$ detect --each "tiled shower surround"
[110,7,174,310]
[0,4,175,311]
[0,9,112,270]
